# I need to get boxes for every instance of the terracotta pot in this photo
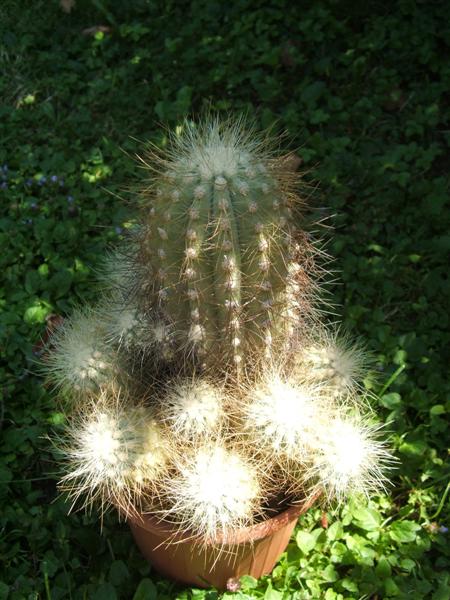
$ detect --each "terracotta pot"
[127,494,318,590]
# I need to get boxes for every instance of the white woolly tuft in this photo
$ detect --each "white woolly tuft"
[161,443,261,542]
[99,299,155,352]
[242,374,327,463]
[58,396,169,515]
[131,415,170,488]
[98,249,136,294]
[303,415,394,502]
[296,328,370,398]
[44,309,114,393]
[149,319,175,360]
[168,117,265,180]
[162,379,224,441]
[97,240,151,302]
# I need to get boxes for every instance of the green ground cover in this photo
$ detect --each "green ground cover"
[0,1,449,598]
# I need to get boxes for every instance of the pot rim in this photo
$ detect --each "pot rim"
[126,491,320,546]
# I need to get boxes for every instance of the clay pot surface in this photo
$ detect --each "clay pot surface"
[127,494,318,590]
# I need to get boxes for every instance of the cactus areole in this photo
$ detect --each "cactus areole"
[138,120,313,371]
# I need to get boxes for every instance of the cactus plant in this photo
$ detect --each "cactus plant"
[45,117,394,553]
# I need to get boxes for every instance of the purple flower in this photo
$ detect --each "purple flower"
[51,175,58,183]
[226,578,241,592]
[115,226,123,234]
[38,176,47,185]
[1,182,7,189]
[25,178,33,186]
[439,526,448,534]
[427,522,439,534]
[67,195,74,203]
[59,179,65,187]
[31,202,38,210]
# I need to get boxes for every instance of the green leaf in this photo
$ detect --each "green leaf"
[352,507,381,531]
[322,564,338,582]
[38,263,49,276]
[25,270,41,294]
[191,590,208,599]
[341,578,358,592]
[330,541,347,558]
[430,404,445,416]
[93,583,118,600]
[132,578,157,600]
[432,581,450,600]
[175,85,192,114]
[301,81,326,105]
[384,577,400,597]
[327,521,343,541]
[40,552,59,577]
[305,578,321,596]
[389,521,420,543]
[0,582,10,600]
[240,575,258,589]
[399,439,428,457]
[109,560,129,586]
[47,412,66,426]
[375,557,392,579]
[400,558,416,572]
[0,466,12,487]
[155,100,169,121]
[23,302,50,324]
[380,392,401,409]
[264,583,283,600]
[296,530,317,554]
[48,270,73,298]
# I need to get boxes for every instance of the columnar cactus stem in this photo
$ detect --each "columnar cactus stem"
[137,120,316,371]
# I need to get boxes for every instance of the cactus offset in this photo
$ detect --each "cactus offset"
[58,390,170,515]
[161,377,225,442]
[45,308,117,394]
[300,415,394,502]
[160,441,263,543]
[241,374,327,463]
[136,119,316,370]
